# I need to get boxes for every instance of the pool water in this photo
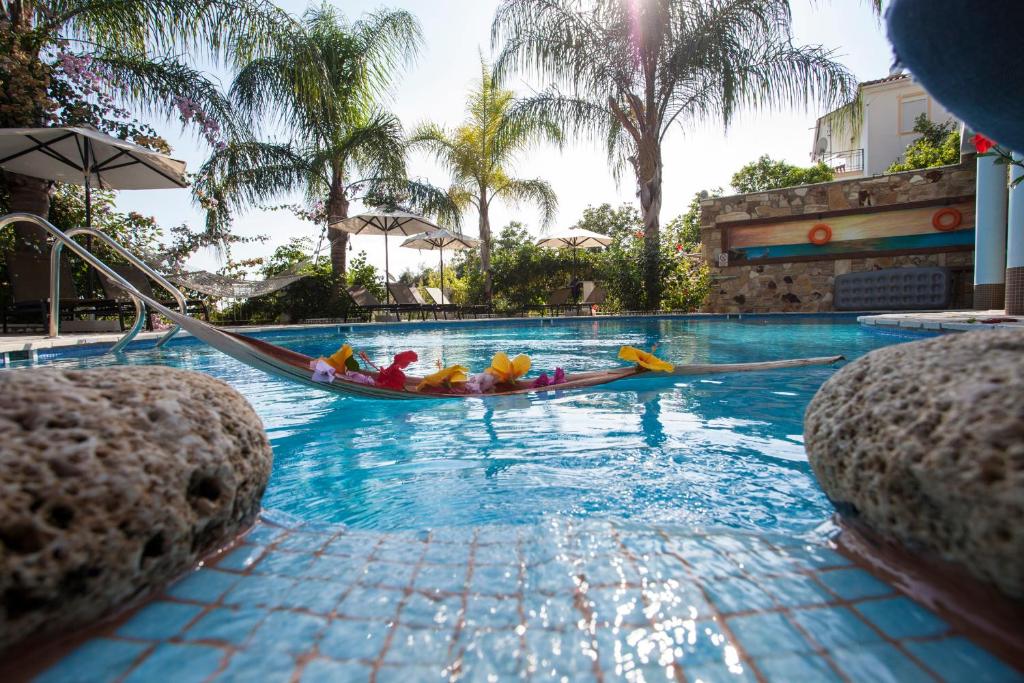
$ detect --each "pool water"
[31,317,911,536]
[19,317,1024,682]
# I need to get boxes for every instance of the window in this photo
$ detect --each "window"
[899,95,929,134]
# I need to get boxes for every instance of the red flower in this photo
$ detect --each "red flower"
[370,350,419,391]
[634,231,644,239]
[675,243,683,252]
[972,133,996,154]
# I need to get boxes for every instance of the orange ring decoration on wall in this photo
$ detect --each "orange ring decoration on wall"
[808,223,832,245]
[932,207,962,232]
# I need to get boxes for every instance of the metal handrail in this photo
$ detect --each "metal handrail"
[57,227,187,348]
[0,212,185,354]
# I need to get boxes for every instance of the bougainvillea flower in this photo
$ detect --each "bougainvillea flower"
[532,367,568,388]
[972,133,996,154]
[323,343,358,372]
[368,350,419,391]
[553,367,566,384]
[417,365,469,391]
[485,352,531,384]
[618,346,674,373]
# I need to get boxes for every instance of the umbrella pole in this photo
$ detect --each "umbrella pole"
[384,232,390,304]
[84,138,95,295]
[439,249,445,304]
[573,247,578,302]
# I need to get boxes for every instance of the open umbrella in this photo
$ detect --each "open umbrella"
[331,211,439,303]
[536,227,613,287]
[0,127,188,228]
[400,229,479,304]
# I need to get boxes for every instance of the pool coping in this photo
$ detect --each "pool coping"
[857,309,1024,333]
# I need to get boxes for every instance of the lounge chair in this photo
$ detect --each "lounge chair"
[387,283,436,320]
[2,251,125,333]
[346,286,408,321]
[581,281,606,314]
[98,264,210,327]
[424,287,489,319]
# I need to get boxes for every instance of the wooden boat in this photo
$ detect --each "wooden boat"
[133,290,846,401]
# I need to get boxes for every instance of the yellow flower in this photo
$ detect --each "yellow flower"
[323,343,355,372]
[485,352,531,384]
[416,365,469,391]
[618,345,674,373]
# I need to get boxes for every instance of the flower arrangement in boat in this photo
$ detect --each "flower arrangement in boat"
[311,343,673,393]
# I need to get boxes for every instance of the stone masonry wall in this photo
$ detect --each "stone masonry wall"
[699,157,977,313]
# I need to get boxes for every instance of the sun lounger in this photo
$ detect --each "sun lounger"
[2,250,125,333]
[387,283,438,320]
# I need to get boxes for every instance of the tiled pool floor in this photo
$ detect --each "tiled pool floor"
[35,518,1022,682]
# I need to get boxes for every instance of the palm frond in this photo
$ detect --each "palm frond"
[494,177,558,228]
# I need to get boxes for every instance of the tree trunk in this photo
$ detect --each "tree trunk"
[478,190,493,303]
[326,174,350,306]
[636,137,663,310]
[3,171,53,253]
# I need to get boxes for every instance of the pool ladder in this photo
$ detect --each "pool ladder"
[0,212,188,354]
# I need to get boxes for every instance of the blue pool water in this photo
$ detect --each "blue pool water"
[22,317,920,536]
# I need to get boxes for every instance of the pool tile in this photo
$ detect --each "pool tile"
[728,550,799,576]
[642,580,711,621]
[217,544,266,572]
[276,530,331,553]
[168,568,241,603]
[816,568,892,600]
[789,606,881,649]
[374,538,428,563]
[222,574,298,608]
[665,619,737,664]
[248,610,328,655]
[252,550,317,576]
[184,606,266,644]
[586,586,646,627]
[854,597,949,639]
[760,575,833,607]
[727,612,813,657]
[300,658,372,683]
[318,618,390,661]
[579,554,639,586]
[831,642,932,683]
[384,626,458,664]
[704,576,777,613]
[789,545,850,569]
[243,524,286,546]
[116,601,204,640]
[459,628,526,676]
[470,563,520,595]
[122,642,224,683]
[473,542,519,566]
[401,591,464,628]
[35,638,148,683]
[301,555,365,581]
[215,648,295,682]
[904,638,1024,683]
[523,559,578,593]
[361,561,416,588]
[682,658,758,683]
[756,653,842,683]
[281,579,349,613]
[337,585,403,620]
[376,664,447,682]
[464,594,522,629]
[322,535,375,558]
[415,563,469,594]
[524,629,599,681]
[422,541,471,565]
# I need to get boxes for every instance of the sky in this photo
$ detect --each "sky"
[113,0,895,278]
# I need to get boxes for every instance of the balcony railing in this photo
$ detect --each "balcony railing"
[815,148,864,174]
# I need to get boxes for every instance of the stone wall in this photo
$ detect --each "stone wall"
[699,157,977,313]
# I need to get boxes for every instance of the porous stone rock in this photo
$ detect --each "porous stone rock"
[0,367,272,651]
[804,329,1024,597]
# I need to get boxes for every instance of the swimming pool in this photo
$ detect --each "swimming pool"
[24,316,909,535]
[19,316,1023,682]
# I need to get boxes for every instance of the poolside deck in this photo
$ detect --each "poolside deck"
[857,310,1024,333]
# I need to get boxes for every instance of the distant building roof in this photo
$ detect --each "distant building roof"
[860,73,910,88]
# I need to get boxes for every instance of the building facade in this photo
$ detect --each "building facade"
[811,73,957,179]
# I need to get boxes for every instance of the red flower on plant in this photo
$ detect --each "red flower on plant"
[972,133,996,154]
[675,243,683,252]
[634,231,645,239]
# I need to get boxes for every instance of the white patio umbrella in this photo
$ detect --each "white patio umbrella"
[330,211,439,303]
[0,127,188,227]
[400,229,480,305]
[536,227,613,284]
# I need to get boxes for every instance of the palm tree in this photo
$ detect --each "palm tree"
[195,5,452,300]
[0,0,290,250]
[492,0,857,307]
[411,60,560,302]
